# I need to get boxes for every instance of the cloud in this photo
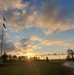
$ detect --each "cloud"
[0,0,74,56]
[2,35,74,55]
[0,33,17,53]
[29,35,42,42]
[0,0,74,35]
[0,0,25,10]
[33,0,74,35]
[32,45,41,49]
[0,0,32,32]
[0,41,16,53]
[20,42,41,52]
[0,32,10,42]
[28,35,74,47]
[13,41,21,46]
[1,34,74,55]
[20,37,30,44]
[29,35,63,46]
[3,42,16,51]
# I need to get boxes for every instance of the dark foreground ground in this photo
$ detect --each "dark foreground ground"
[0,61,70,75]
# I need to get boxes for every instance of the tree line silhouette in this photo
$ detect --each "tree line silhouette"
[1,48,73,63]
[1,52,41,63]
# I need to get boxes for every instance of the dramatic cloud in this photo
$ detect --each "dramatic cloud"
[0,0,74,56]
[34,0,74,35]
[0,0,74,34]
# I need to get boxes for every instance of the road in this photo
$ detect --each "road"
[63,62,74,75]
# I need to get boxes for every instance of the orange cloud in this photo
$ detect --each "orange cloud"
[29,35,74,47]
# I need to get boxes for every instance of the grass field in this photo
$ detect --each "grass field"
[0,61,68,75]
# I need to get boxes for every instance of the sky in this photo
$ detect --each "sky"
[0,0,74,58]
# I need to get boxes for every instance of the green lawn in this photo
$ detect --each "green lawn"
[0,61,68,75]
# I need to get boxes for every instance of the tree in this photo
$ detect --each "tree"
[46,56,49,62]
[33,57,38,61]
[8,55,12,60]
[13,55,17,60]
[66,55,71,61]
[67,49,74,60]
[2,52,8,63]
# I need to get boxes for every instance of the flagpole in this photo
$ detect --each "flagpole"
[1,24,4,58]
[1,16,5,58]
[0,17,6,63]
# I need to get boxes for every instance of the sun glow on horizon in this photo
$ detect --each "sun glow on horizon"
[26,52,34,59]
